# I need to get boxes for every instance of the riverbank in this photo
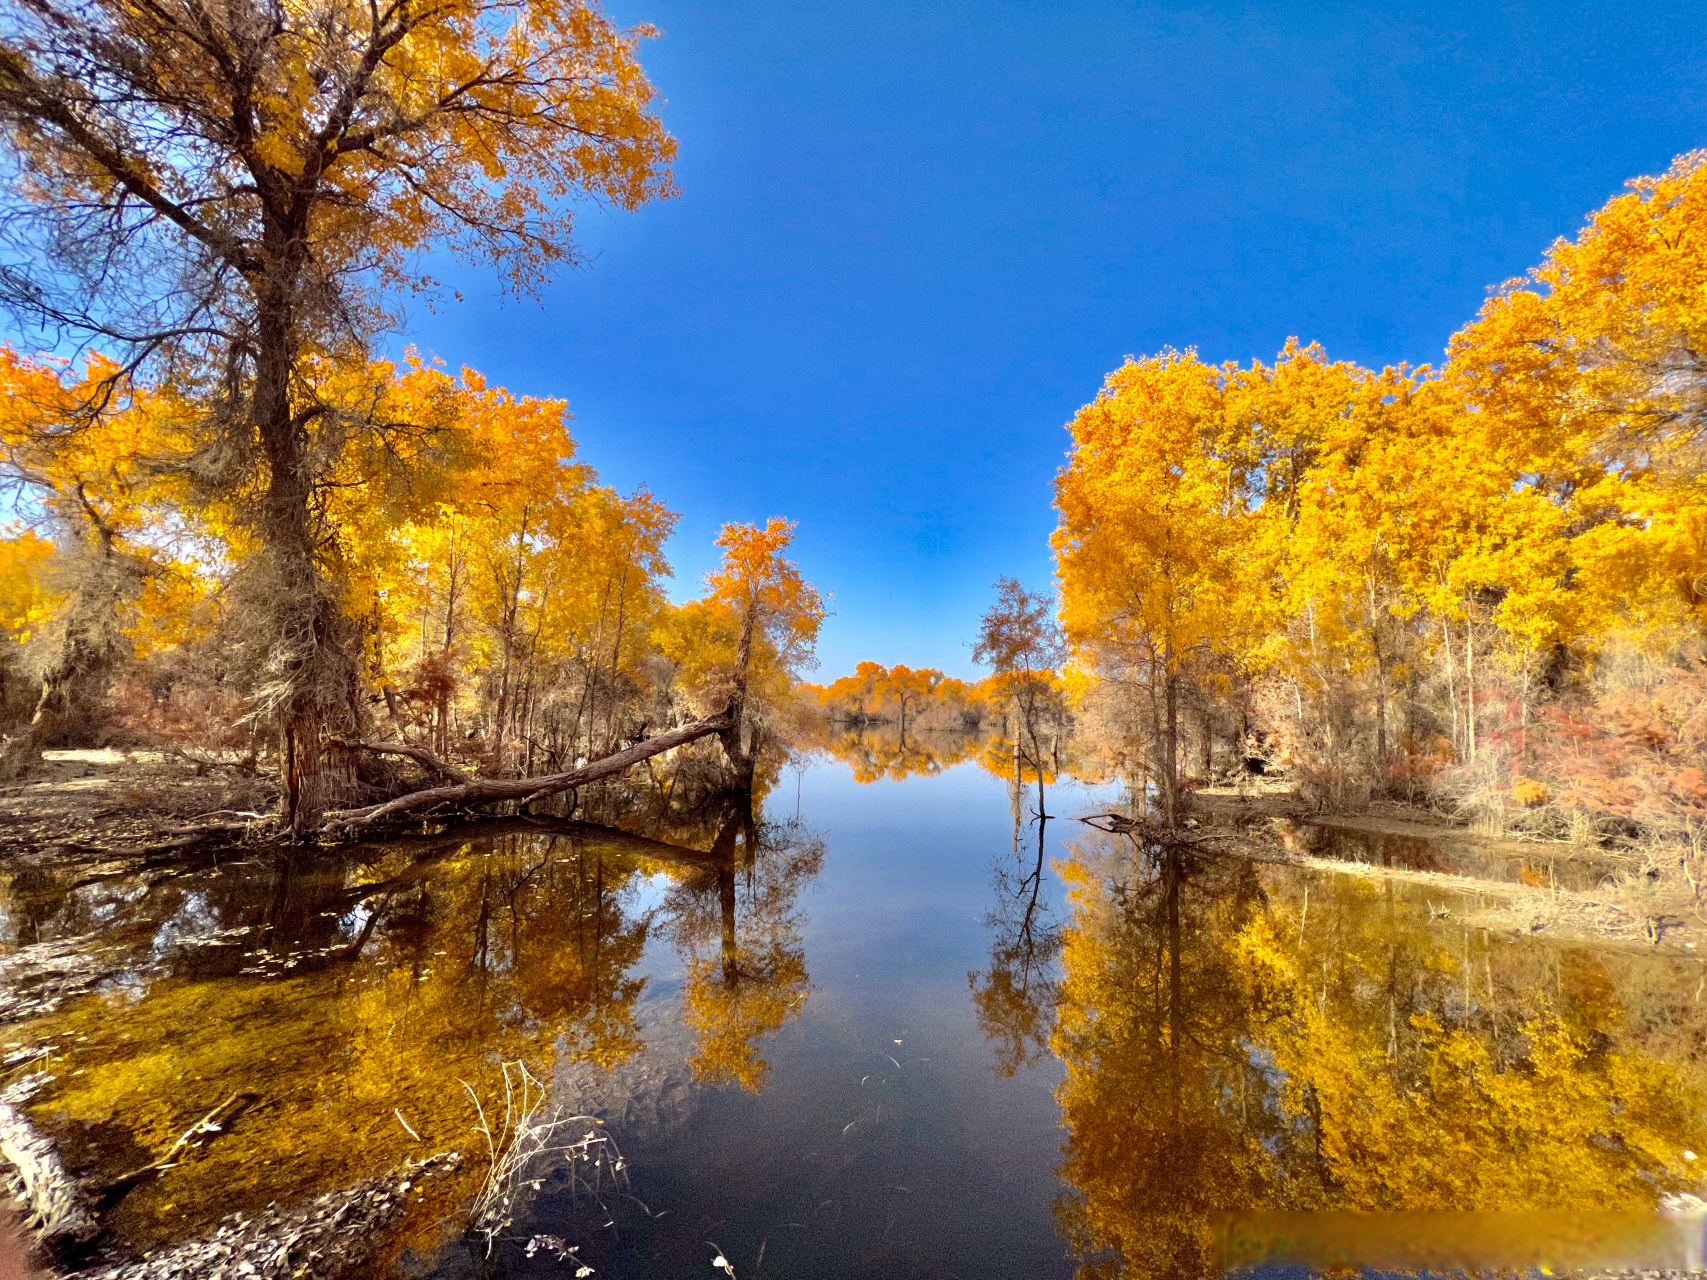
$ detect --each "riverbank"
[0,751,273,861]
[0,755,1700,1278]
[1188,782,1707,954]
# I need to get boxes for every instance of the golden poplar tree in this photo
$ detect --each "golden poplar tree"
[0,0,676,827]
[1055,352,1266,822]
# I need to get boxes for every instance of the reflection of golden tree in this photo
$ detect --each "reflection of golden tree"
[668,799,824,1090]
[15,829,659,1257]
[1237,871,1707,1210]
[1053,834,1276,1280]
[807,721,984,783]
[1051,834,1707,1278]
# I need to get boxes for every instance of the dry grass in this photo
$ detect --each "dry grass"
[462,1061,627,1266]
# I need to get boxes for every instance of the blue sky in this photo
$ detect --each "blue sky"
[398,0,1707,680]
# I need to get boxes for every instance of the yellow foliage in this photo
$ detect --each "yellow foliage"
[1511,777,1551,807]
[658,518,826,718]
[1048,840,1707,1279]
[0,532,59,642]
[1056,154,1707,791]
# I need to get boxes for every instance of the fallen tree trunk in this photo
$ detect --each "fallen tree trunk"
[322,712,733,836]
[327,738,471,785]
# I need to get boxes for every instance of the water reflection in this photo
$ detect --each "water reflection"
[0,796,823,1270]
[970,807,1062,1079]
[1286,817,1625,895]
[664,796,824,1091]
[6,750,1706,1278]
[1049,826,1707,1278]
[812,723,982,783]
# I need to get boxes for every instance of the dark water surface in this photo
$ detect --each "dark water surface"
[2,756,1706,1278]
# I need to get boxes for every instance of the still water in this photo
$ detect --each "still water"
[2,747,1705,1278]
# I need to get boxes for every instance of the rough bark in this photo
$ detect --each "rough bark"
[328,738,471,784]
[0,656,79,781]
[243,229,368,835]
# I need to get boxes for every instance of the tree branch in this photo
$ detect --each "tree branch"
[328,736,470,784]
[0,49,261,274]
[323,711,732,835]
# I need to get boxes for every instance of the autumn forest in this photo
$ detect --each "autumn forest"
[0,0,1703,1276]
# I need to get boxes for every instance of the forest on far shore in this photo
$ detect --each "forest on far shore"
[0,0,1700,915]
[815,154,1707,933]
[1047,152,1706,873]
[0,0,839,837]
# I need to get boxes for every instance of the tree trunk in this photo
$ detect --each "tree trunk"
[1032,707,1048,819]
[1011,709,1023,826]
[0,498,139,779]
[1368,580,1387,770]
[252,276,364,835]
[1464,605,1477,764]
[1161,667,1179,828]
[1442,615,1459,757]
[720,602,758,789]
[604,573,628,757]
[0,657,77,779]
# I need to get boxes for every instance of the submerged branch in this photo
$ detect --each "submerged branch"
[96,1090,260,1210]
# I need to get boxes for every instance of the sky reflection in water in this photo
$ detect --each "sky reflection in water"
[0,744,1704,1278]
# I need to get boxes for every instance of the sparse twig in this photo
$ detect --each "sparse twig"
[462,1061,626,1263]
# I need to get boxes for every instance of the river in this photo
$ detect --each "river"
[1,740,1704,1278]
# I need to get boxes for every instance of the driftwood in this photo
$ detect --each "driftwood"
[1078,812,1210,838]
[1079,812,1137,833]
[96,1090,260,1210]
[322,712,733,836]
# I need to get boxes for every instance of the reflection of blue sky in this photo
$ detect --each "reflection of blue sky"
[585,756,1106,1277]
[147,889,220,962]
[785,757,1109,973]
[625,869,677,920]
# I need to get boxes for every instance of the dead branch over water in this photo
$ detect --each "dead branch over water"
[323,710,734,836]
